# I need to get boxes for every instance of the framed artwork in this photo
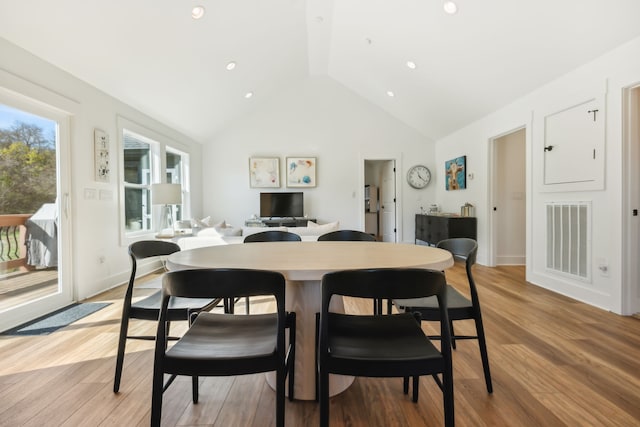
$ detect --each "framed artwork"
[286,157,317,187]
[94,129,110,182]
[249,157,280,188]
[445,155,466,190]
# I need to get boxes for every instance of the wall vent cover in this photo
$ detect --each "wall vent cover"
[546,201,590,281]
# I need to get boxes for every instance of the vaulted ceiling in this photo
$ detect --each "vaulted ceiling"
[2,0,640,143]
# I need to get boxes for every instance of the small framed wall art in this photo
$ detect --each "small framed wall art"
[249,157,280,188]
[445,155,466,190]
[286,157,317,187]
[94,129,110,182]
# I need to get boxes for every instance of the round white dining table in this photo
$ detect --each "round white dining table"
[167,241,454,400]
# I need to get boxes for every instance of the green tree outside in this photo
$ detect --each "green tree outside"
[0,121,57,215]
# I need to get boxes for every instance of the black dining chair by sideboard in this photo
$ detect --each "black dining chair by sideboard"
[151,268,296,427]
[113,240,219,393]
[394,237,493,393]
[318,268,453,427]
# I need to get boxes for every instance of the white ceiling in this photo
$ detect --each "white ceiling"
[1,0,640,143]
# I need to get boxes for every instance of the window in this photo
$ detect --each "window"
[166,147,190,223]
[123,130,155,232]
[119,117,191,240]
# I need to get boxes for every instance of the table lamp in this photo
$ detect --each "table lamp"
[151,183,182,237]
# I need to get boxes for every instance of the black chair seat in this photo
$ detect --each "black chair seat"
[165,313,279,371]
[326,313,444,376]
[130,291,218,321]
[396,285,472,316]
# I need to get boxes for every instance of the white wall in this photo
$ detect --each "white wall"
[202,76,437,242]
[435,35,640,314]
[0,37,203,301]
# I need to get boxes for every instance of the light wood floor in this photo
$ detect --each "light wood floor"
[1,264,640,426]
[0,268,58,312]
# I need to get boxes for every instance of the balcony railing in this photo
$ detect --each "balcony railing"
[0,214,32,272]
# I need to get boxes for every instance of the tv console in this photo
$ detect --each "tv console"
[262,217,315,227]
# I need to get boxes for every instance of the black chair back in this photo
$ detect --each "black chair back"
[244,230,302,243]
[317,230,376,242]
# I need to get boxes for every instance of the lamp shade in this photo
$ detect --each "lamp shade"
[151,183,182,205]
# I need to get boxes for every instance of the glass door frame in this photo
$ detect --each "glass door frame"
[0,82,74,332]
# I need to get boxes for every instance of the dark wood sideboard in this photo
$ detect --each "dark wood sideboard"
[415,214,477,246]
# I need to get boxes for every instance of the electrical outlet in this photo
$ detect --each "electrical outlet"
[596,257,609,277]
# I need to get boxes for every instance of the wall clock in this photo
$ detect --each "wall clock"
[407,165,431,189]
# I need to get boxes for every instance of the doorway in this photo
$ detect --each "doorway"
[0,91,73,331]
[364,159,397,242]
[489,127,526,266]
[623,84,640,315]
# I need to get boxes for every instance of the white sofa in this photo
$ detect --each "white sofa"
[174,220,340,250]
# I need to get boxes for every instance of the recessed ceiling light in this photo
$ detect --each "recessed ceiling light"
[386,91,395,97]
[191,6,205,20]
[226,61,237,71]
[443,1,458,15]
[245,92,254,99]
[406,61,417,70]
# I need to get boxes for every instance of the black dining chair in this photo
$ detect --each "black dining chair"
[243,230,302,243]
[317,229,376,242]
[113,240,219,393]
[318,268,453,427]
[235,230,302,314]
[394,238,493,393]
[316,230,384,314]
[151,268,296,427]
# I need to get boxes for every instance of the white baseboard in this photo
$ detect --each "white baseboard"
[496,255,525,265]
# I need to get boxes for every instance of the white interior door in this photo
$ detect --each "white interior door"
[623,85,640,315]
[380,160,397,242]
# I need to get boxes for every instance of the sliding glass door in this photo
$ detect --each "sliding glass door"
[0,95,72,332]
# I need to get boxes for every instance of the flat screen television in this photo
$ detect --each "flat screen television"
[260,192,303,218]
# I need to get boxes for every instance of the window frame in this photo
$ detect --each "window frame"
[117,116,191,246]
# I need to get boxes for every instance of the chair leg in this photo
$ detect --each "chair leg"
[443,367,455,427]
[113,315,130,393]
[245,296,250,315]
[403,376,409,394]
[450,320,456,349]
[412,376,420,402]
[276,366,285,427]
[319,368,330,427]
[150,367,164,427]
[315,313,320,402]
[192,376,199,403]
[287,312,296,401]
[475,315,493,393]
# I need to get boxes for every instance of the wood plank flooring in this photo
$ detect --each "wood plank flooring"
[1,264,640,426]
[0,268,58,312]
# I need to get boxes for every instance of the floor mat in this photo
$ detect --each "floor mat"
[3,302,111,336]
